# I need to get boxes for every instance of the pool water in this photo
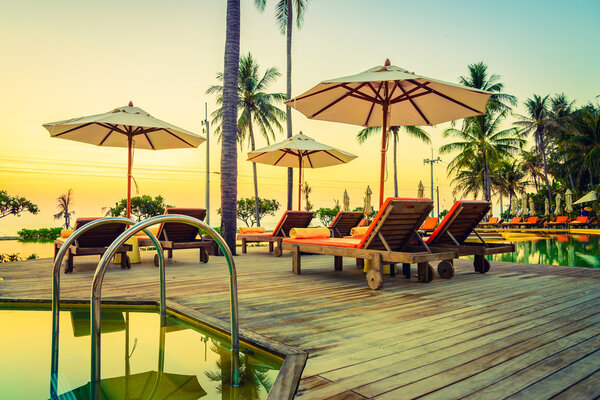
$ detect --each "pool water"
[0,304,282,399]
[484,234,600,268]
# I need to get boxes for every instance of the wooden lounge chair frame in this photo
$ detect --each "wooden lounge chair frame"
[282,198,458,290]
[137,208,213,266]
[54,218,132,273]
[425,201,515,273]
[516,216,545,228]
[238,211,314,257]
[546,216,569,229]
[479,217,502,227]
[568,216,591,228]
[329,211,365,238]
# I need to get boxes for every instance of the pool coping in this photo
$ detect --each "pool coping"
[0,297,307,400]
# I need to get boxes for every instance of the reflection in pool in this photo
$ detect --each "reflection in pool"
[483,234,600,268]
[0,304,282,399]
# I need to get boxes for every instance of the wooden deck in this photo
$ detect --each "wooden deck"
[2,248,600,399]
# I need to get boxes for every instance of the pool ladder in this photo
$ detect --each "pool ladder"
[50,215,241,399]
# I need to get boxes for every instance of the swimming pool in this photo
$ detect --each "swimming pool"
[483,233,600,268]
[0,303,282,399]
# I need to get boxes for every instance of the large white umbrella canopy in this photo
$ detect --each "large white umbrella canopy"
[44,102,205,218]
[247,132,357,209]
[574,191,597,205]
[565,189,573,213]
[286,60,492,206]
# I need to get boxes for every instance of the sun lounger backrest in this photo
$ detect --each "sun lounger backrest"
[575,216,589,223]
[330,211,365,238]
[488,217,498,224]
[421,217,439,230]
[510,217,521,223]
[273,211,313,237]
[556,216,568,223]
[426,201,491,246]
[158,208,207,242]
[74,218,127,248]
[359,198,432,251]
[527,216,538,224]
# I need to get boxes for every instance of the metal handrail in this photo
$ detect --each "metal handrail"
[89,214,240,399]
[50,217,163,399]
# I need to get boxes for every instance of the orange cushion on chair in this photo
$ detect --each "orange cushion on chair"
[283,237,362,248]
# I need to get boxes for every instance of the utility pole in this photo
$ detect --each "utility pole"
[202,103,210,225]
[436,186,440,218]
[424,148,441,217]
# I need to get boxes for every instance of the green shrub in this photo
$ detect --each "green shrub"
[17,227,62,242]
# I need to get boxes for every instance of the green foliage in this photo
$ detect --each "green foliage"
[110,195,172,221]
[439,209,448,219]
[315,207,339,226]
[0,190,39,219]
[17,227,62,242]
[217,198,280,227]
[353,206,377,219]
[0,253,37,262]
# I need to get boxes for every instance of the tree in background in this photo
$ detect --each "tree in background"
[357,126,430,197]
[0,190,39,219]
[111,195,172,221]
[217,197,280,227]
[302,181,313,211]
[53,189,74,229]
[208,53,286,226]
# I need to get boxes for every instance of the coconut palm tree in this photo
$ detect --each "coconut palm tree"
[569,104,600,188]
[357,126,430,197]
[495,158,527,217]
[449,151,486,199]
[207,53,286,226]
[441,109,524,202]
[520,149,544,191]
[54,189,74,229]
[220,0,241,253]
[513,94,553,203]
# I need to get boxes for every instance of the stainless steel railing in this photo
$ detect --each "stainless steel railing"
[50,217,164,399]
[89,214,240,400]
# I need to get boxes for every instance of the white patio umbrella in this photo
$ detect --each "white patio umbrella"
[247,132,357,210]
[521,195,528,217]
[565,189,573,213]
[545,198,550,215]
[511,197,518,217]
[286,60,492,206]
[364,186,373,219]
[555,193,562,215]
[343,190,350,211]
[418,181,425,198]
[529,196,535,216]
[43,102,205,218]
[574,191,597,205]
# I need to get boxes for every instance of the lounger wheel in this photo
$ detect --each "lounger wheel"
[417,263,434,283]
[121,255,131,269]
[474,256,491,273]
[366,269,383,290]
[437,260,454,279]
[199,250,209,263]
[273,246,282,257]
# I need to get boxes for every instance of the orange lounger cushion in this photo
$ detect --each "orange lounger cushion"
[239,227,266,234]
[237,232,273,238]
[289,227,330,239]
[61,229,74,238]
[420,217,438,230]
[283,237,362,248]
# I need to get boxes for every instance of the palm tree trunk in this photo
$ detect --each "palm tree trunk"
[508,193,512,217]
[393,133,398,197]
[285,0,293,210]
[499,195,503,216]
[221,0,240,254]
[482,150,491,202]
[248,119,260,227]
[590,168,594,187]
[539,132,553,203]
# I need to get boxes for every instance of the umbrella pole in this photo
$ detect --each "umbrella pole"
[127,135,132,219]
[298,154,302,210]
[379,103,389,207]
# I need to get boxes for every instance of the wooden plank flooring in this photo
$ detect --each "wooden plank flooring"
[2,248,600,399]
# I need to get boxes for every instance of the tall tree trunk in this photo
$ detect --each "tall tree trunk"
[221,0,240,254]
[499,195,503,217]
[539,130,553,204]
[533,174,539,191]
[482,150,491,202]
[569,172,575,190]
[285,0,293,210]
[590,168,594,187]
[248,119,260,227]
[508,193,512,217]
[393,132,398,197]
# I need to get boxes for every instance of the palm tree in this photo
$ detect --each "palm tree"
[207,53,286,226]
[494,158,526,217]
[220,0,241,253]
[357,126,430,196]
[520,149,544,191]
[441,109,524,202]
[450,152,486,199]
[513,95,553,203]
[569,104,600,188]
[54,189,74,229]
[548,94,576,189]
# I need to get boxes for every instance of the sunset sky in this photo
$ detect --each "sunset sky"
[1,0,599,235]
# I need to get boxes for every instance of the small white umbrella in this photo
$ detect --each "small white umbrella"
[521,195,528,217]
[545,198,550,215]
[343,190,350,212]
[574,191,597,205]
[565,189,573,213]
[364,186,373,219]
[44,102,205,218]
[529,196,535,216]
[417,181,425,198]
[248,132,357,210]
[555,193,562,215]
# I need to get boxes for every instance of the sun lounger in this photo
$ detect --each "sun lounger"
[425,200,515,273]
[237,211,313,257]
[568,216,590,228]
[329,211,365,238]
[517,216,543,228]
[282,198,458,289]
[54,218,132,273]
[419,217,439,235]
[501,217,522,228]
[137,208,213,266]
[546,216,569,229]
[479,217,502,227]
